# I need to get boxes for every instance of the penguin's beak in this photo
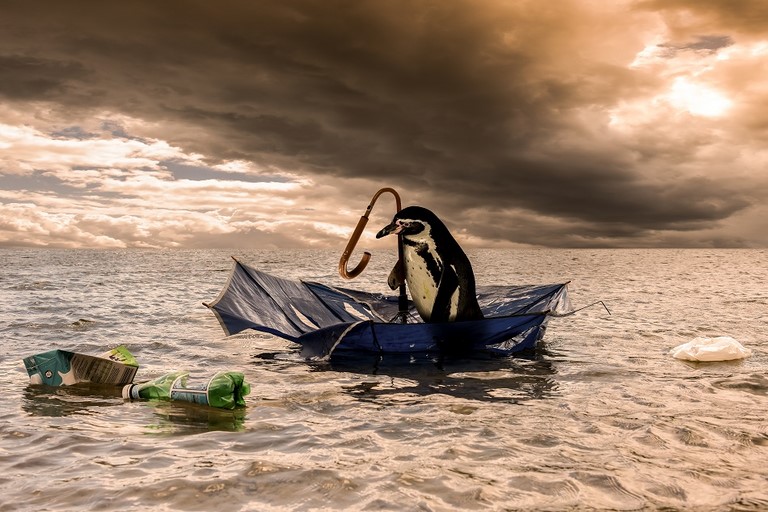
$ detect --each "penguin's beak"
[376,221,402,239]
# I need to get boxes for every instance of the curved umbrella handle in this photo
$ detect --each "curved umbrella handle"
[338,216,372,279]
[339,187,402,279]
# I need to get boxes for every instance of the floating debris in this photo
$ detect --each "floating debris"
[670,336,752,362]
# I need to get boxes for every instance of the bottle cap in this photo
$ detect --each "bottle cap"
[121,384,134,399]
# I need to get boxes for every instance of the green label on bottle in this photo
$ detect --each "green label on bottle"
[170,375,210,406]
[169,388,210,406]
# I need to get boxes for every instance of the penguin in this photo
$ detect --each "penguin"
[376,206,483,323]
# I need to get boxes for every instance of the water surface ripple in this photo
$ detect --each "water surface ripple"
[0,248,766,510]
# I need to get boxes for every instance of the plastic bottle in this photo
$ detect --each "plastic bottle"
[122,371,188,400]
[123,371,250,409]
[170,372,250,409]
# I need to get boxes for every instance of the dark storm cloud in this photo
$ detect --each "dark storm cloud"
[0,0,765,247]
[657,35,734,58]
[0,55,86,99]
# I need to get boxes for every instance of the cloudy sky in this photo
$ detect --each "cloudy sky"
[1,0,767,249]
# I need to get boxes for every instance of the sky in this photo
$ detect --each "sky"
[1,0,767,250]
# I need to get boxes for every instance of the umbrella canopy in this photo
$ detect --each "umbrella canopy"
[206,259,571,359]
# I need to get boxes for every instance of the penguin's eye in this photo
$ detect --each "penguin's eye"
[400,220,425,235]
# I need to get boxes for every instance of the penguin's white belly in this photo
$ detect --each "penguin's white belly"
[403,247,459,321]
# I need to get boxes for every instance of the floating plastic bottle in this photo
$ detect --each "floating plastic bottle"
[170,372,250,409]
[122,371,188,400]
[123,371,250,409]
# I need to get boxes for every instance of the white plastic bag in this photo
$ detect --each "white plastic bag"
[670,336,752,362]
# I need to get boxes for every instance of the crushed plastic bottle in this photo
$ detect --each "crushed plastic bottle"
[122,371,188,400]
[123,371,250,409]
[170,372,250,409]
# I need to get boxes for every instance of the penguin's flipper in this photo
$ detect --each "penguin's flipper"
[387,260,406,291]
[430,266,459,323]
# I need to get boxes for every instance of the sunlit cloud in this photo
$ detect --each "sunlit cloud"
[0,123,182,175]
[666,77,732,117]
[0,106,341,248]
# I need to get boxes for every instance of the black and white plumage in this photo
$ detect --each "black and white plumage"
[376,206,483,323]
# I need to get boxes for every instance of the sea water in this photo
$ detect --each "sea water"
[0,248,766,511]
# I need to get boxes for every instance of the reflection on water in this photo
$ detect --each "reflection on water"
[22,384,124,417]
[311,350,558,404]
[144,401,248,434]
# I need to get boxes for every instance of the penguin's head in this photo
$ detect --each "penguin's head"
[376,206,443,242]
